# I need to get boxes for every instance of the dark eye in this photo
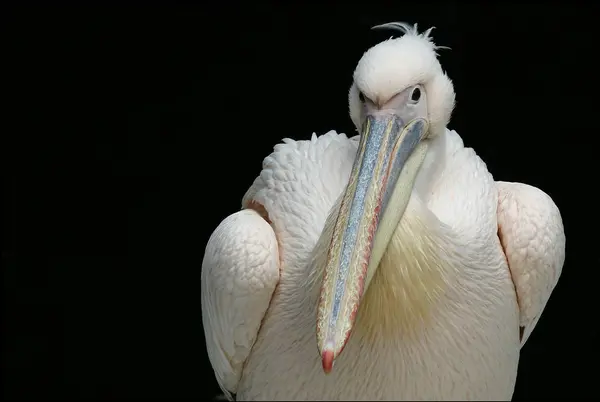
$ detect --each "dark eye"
[358,91,365,103]
[410,87,421,102]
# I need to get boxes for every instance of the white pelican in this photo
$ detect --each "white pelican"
[201,22,565,400]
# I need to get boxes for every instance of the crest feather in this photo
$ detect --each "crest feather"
[372,22,451,52]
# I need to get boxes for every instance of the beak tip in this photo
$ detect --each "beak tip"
[321,349,334,374]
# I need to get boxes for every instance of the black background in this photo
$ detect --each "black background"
[4,2,599,401]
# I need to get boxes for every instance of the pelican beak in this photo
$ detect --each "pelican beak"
[316,113,429,373]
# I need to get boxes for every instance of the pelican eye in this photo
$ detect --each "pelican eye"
[358,91,366,103]
[410,87,421,103]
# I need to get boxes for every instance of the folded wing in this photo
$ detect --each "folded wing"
[496,181,566,347]
[201,209,280,399]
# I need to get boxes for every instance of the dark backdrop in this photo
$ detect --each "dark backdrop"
[4,2,598,401]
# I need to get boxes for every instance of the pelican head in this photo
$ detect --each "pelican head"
[316,22,456,373]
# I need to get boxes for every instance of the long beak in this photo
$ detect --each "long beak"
[316,113,428,373]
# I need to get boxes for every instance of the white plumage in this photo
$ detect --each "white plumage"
[201,23,565,400]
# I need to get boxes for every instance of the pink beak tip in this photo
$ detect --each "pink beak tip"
[322,350,334,374]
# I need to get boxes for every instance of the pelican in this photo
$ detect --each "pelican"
[201,23,565,400]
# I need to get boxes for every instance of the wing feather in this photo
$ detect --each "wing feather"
[201,209,280,399]
[496,181,566,347]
